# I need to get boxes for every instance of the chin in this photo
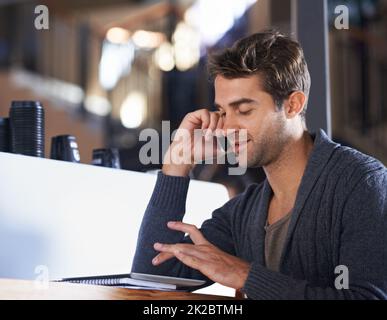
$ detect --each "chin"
[245,152,266,168]
[235,153,251,168]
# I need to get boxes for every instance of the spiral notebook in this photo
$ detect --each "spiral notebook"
[55,273,206,291]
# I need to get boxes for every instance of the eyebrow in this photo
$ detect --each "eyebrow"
[214,98,257,110]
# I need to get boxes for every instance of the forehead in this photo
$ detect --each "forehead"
[214,75,265,102]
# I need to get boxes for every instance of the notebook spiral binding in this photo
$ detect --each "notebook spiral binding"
[66,278,120,286]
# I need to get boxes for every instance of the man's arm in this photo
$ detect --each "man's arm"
[242,170,387,299]
[131,171,239,283]
[132,108,227,281]
[131,172,194,277]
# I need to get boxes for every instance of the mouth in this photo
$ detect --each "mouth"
[233,139,251,154]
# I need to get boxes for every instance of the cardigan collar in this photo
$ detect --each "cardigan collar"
[249,129,341,266]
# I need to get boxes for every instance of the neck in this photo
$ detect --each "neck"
[263,129,314,206]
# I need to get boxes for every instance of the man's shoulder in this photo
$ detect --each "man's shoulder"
[325,146,387,198]
[334,147,387,220]
[329,143,386,184]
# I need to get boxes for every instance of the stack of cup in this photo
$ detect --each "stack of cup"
[0,117,10,152]
[9,101,45,157]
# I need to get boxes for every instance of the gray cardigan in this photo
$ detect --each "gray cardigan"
[132,130,387,300]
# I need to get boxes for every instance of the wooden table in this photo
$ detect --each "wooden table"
[0,279,235,300]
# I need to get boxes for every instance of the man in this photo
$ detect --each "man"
[131,30,387,299]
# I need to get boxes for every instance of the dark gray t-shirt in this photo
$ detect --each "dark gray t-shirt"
[264,211,292,272]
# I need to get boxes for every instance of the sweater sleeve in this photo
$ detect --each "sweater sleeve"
[242,169,387,300]
[131,171,236,285]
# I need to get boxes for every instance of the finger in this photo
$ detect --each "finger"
[197,109,211,130]
[208,112,220,132]
[172,127,190,143]
[167,221,209,245]
[153,242,193,254]
[204,112,220,141]
[154,242,212,265]
[182,109,211,132]
[215,114,225,154]
[215,113,225,136]
[153,242,209,261]
[152,244,210,266]
[152,252,174,266]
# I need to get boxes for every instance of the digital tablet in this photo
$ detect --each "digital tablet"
[130,272,206,287]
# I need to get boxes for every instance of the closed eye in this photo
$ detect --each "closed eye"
[239,109,253,116]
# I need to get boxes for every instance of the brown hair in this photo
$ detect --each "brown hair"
[208,30,311,118]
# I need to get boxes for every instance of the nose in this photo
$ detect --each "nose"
[222,113,240,134]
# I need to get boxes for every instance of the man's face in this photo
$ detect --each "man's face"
[214,75,289,168]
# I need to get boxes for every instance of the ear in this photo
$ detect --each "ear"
[283,91,306,119]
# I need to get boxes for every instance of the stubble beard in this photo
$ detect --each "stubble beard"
[246,121,289,169]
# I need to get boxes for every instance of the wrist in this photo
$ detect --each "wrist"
[162,143,194,177]
[162,163,193,177]
[235,263,250,290]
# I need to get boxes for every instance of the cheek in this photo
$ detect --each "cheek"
[255,108,284,130]
[243,112,268,137]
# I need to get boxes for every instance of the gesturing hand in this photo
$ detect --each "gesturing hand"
[152,221,250,290]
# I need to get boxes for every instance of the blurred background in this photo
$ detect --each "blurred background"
[0,0,386,198]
